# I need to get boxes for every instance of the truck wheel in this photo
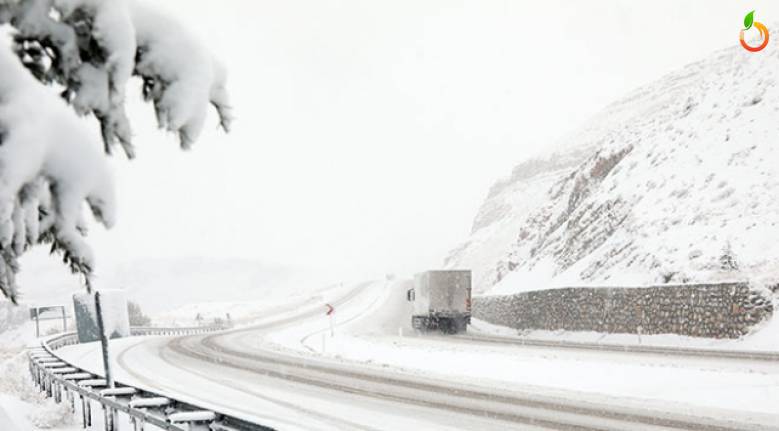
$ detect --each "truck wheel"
[454,318,467,334]
[440,319,456,334]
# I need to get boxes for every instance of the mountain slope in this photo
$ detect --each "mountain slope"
[447,38,779,295]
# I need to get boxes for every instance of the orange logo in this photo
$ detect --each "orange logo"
[740,11,769,52]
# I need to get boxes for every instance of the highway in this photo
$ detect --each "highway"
[54,282,779,431]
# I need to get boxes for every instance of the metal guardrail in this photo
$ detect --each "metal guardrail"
[29,328,275,431]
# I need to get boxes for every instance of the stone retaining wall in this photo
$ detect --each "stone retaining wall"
[473,283,774,339]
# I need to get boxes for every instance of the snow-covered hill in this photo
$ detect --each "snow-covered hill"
[447,36,779,296]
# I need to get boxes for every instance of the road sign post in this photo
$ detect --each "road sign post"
[94,292,115,389]
[30,305,68,338]
[325,303,335,337]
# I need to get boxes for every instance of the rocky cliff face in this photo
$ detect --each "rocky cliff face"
[447,39,779,296]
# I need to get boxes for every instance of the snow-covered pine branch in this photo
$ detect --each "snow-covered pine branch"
[0,0,231,303]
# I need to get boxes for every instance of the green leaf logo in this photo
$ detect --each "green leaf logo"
[744,10,754,30]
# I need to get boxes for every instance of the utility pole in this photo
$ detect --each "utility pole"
[94,291,114,388]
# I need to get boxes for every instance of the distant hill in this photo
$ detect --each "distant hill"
[15,250,324,315]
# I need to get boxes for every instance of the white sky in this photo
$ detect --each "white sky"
[28,0,779,286]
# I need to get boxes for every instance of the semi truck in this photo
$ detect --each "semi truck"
[406,270,471,334]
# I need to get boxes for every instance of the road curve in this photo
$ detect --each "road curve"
[149,282,775,431]
[172,325,779,431]
[105,283,545,430]
[72,280,777,431]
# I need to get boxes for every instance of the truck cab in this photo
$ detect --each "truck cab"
[406,270,471,334]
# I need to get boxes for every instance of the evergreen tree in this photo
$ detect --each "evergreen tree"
[720,240,740,272]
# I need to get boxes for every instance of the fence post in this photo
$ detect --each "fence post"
[68,389,75,413]
[80,395,88,428]
[84,398,92,428]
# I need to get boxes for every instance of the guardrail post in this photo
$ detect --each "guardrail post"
[102,404,114,431]
[68,389,75,413]
[132,416,145,431]
[78,395,86,428]
[83,397,92,428]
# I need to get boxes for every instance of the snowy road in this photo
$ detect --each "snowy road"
[58,283,550,430]
[56,281,779,430]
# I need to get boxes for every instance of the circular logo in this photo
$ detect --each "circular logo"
[740,11,769,52]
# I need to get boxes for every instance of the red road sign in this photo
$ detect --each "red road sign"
[325,303,335,316]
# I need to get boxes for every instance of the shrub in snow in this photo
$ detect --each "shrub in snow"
[73,290,130,342]
[127,300,151,326]
[0,0,231,302]
[720,241,740,272]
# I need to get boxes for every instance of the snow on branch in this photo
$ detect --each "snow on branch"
[132,2,232,148]
[0,45,115,302]
[0,0,231,303]
[4,0,231,156]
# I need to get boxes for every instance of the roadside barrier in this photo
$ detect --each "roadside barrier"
[29,327,275,431]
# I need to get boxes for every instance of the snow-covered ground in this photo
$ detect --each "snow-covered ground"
[0,322,83,431]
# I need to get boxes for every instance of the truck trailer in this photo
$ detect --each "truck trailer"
[406,270,471,334]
